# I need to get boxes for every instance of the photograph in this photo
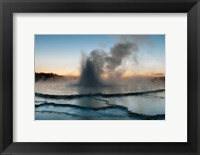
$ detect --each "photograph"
[35,34,165,120]
[2,0,199,154]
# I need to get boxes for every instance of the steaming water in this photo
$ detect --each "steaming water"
[35,79,165,120]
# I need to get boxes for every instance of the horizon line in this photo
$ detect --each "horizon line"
[35,71,165,78]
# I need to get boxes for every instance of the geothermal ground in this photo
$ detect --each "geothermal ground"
[35,75,165,120]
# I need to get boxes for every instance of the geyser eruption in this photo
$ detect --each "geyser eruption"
[78,41,138,87]
[79,50,105,87]
[79,56,102,87]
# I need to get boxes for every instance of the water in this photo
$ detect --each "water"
[35,79,165,120]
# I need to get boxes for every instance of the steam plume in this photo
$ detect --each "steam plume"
[78,41,138,87]
[105,42,138,70]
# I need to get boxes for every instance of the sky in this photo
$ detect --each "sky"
[35,35,165,77]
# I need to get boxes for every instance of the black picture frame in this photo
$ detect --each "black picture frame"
[0,0,199,154]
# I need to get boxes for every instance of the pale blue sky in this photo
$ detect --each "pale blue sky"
[35,35,165,76]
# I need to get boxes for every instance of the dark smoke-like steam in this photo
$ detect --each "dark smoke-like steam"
[79,50,106,87]
[79,41,138,87]
[105,42,138,70]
